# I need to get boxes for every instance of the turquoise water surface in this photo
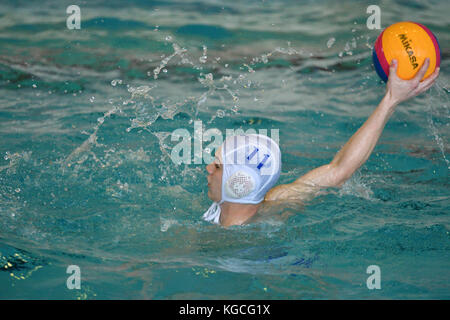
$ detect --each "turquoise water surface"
[0,0,449,299]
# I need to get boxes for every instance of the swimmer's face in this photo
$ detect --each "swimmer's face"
[205,145,223,202]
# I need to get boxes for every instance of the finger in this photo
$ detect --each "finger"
[414,58,430,82]
[418,67,440,90]
[419,79,436,94]
[417,75,439,94]
[388,59,398,79]
[430,66,440,80]
[417,81,435,95]
[421,80,435,91]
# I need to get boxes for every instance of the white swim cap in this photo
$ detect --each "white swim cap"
[221,133,281,204]
[202,133,281,224]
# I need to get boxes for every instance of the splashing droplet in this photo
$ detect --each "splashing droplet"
[111,79,122,86]
[327,37,336,48]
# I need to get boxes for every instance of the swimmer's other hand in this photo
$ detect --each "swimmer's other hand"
[386,58,440,105]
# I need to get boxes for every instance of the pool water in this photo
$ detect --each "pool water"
[0,0,449,299]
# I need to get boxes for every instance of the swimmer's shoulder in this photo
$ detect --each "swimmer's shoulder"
[246,195,304,225]
[245,181,325,225]
[264,181,320,202]
[264,184,292,201]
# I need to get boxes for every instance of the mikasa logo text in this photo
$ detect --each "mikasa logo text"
[398,34,419,69]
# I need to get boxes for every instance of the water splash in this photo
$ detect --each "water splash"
[250,41,306,66]
[160,217,179,232]
[338,170,375,200]
[199,45,208,64]
[149,42,191,80]
[63,106,120,169]
[424,81,450,169]
[0,151,32,174]
[61,41,311,173]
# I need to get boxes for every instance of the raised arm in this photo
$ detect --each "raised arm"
[265,58,440,202]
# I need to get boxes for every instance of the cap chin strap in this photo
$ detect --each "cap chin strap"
[202,199,225,225]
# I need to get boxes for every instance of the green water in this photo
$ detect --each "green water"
[0,0,449,299]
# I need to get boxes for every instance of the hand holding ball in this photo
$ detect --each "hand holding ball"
[373,21,441,82]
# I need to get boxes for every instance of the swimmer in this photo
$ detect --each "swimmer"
[204,59,440,227]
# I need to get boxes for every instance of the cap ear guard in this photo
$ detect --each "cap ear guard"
[224,170,255,199]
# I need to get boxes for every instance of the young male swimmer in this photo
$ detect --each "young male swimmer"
[204,59,440,227]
